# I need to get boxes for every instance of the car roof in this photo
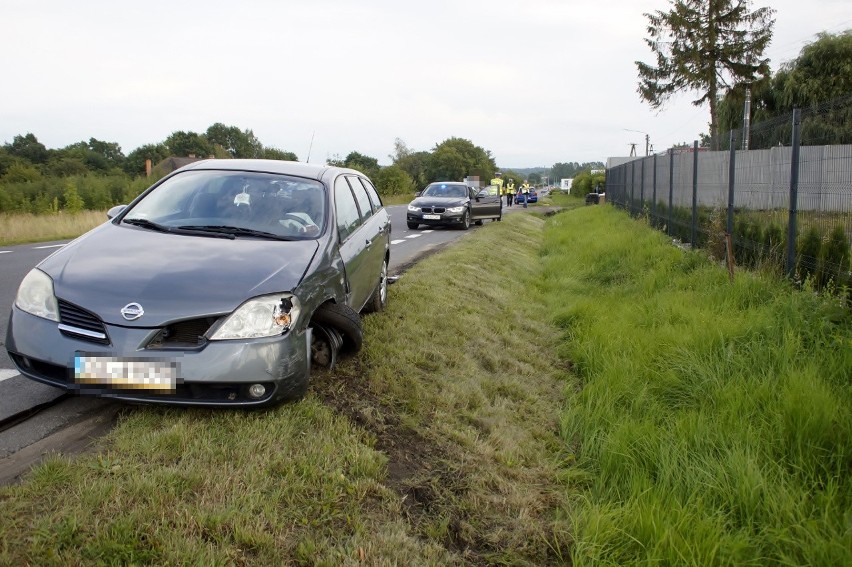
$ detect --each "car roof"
[175,159,363,182]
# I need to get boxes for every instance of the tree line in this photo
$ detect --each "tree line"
[0,124,600,214]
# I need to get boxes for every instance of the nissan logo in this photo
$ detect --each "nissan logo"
[121,302,144,321]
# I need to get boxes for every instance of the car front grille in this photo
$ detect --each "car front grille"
[57,299,110,344]
[422,207,446,214]
[146,317,217,349]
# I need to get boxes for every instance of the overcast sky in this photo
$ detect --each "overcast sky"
[2,0,850,169]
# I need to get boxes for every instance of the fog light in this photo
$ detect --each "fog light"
[248,384,266,399]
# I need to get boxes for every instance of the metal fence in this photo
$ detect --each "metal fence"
[606,94,852,294]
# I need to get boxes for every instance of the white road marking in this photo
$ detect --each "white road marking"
[391,239,405,245]
[33,244,65,249]
[0,369,19,382]
[0,251,11,254]
[405,234,422,239]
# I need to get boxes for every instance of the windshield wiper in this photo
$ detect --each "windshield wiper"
[177,225,297,241]
[123,218,176,233]
[124,218,234,239]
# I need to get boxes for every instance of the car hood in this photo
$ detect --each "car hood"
[411,196,468,208]
[38,224,319,326]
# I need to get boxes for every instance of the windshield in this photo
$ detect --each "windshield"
[422,184,468,198]
[122,170,327,239]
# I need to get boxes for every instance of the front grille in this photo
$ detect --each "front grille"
[422,207,446,214]
[57,299,110,344]
[146,317,217,349]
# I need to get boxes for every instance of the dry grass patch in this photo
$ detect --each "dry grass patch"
[0,211,107,245]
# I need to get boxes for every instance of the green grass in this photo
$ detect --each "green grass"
[0,204,848,565]
[543,207,851,565]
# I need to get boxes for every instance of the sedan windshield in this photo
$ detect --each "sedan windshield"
[122,170,327,239]
[422,184,468,198]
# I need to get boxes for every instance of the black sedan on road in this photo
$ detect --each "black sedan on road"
[6,160,391,408]
[406,182,502,230]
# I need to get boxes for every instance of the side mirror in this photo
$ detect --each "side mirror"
[414,191,422,197]
[107,204,127,219]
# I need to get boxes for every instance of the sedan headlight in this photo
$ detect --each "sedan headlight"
[15,269,59,322]
[208,293,301,340]
[447,206,465,213]
[407,204,420,212]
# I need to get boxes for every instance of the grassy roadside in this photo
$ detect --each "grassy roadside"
[0,211,109,246]
[544,207,851,565]
[1,201,847,565]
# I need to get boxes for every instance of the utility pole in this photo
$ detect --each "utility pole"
[624,129,651,156]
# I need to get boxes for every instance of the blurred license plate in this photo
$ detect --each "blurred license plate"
[74,355,178,391]
[423,214,440,220]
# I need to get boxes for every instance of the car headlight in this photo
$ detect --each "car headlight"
[15,269,59,322]
[407,204,420,212]
[447,206,465,213]
[208,293,301,340]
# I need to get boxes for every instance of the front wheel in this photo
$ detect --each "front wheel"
[407,221,419,230]
[458,209,470,230]
[311,302,363,354]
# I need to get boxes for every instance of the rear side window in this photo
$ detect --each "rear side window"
[334,177,362,241]
[358,177,383,210]
[347,176,374,220]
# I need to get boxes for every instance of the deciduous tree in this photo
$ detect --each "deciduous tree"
[426,138,496,184]
[5,133,50,164]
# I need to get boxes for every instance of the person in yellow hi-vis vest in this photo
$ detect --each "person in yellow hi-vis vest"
[504,179,515,207]
[490,172,504,201]
[520,181,531,208]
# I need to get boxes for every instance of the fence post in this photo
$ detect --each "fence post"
[630,160,636,216]
[726,130,737,280]
[668,149,674,237]
[785,108,802,279]
[691,140,698,248]
[640,158,646,216]
[652,154,658,223]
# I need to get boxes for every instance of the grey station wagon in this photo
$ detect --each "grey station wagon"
[6,159,391,407]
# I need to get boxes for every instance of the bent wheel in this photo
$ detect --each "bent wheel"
[311,302,363,354]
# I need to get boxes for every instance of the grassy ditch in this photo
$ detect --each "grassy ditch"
[1,203,847,565]
[544,207,851,565]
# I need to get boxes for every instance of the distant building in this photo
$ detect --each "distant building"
[152,156,205,176]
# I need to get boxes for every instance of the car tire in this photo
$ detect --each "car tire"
[362,258,388,313]
[311,302,363,354]
[459,209,470,230]
[407,221,419,230]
